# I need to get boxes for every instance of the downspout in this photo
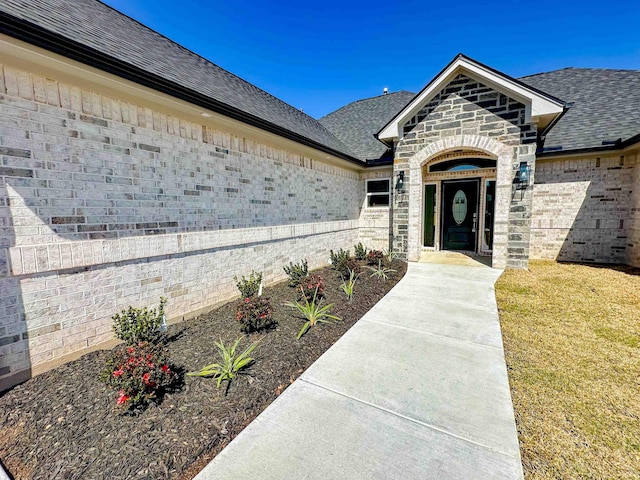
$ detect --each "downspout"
[536,102,573,153]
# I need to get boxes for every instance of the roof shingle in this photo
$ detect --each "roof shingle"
[0,0,358,160]
[520,68,640,151]
[319,91,416,161]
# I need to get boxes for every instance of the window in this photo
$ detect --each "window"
[366,179,391,207]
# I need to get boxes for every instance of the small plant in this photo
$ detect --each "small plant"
[298,274,325,302]
[329,248,350,267]
[234,271,262,298]
[385,249,401,263]
[366,250,385,265]
[112,297,167,345]
[285,287,341,339]
[236,296,275,333]
[99,342,179,412]
[341,269,359,301]
[366,259,397,281]
[354,243,368,261]
[187,337,260,388]
[283,259,309,287]
[330,248,359,277]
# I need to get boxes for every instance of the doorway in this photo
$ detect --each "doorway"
[441,179,479,251]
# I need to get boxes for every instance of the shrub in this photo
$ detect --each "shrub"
[329,248,350,267]
[330,248,359,277]
[354,243,368,261]
[187,337,260,388]
[112,297,167,345]
[99,342,179,412]
[234,271,262,298]
[298,274,325,302]
[285,288,341,339]
[366,250,385,265]
[341,269,358,301]
[283,259,309,287]
[235,296,275,333]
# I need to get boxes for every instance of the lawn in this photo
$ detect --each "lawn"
[0,254,405,480]
[496,260,640,479]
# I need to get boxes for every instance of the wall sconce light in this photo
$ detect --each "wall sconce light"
[396,170,405,192]
[513,162,531,200]
[516,162,531,189]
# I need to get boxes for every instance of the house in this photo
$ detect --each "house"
[0,0,638,391]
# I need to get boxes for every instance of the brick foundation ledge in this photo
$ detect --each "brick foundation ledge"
[8,220,360,276]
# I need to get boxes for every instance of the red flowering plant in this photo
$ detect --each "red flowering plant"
[366,250,385,265]
[99,342,179,413]
[298,274,325,303]
[235,296,275,333]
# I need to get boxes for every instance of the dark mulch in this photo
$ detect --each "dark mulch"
[0,260,406,480]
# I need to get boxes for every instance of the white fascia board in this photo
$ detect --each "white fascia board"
[378,57,564,141]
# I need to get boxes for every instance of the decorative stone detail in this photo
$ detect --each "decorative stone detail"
[392,74,538,268]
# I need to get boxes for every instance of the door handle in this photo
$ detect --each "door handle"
[472,212,477,233]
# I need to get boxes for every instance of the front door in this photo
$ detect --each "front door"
[441,179,479,251]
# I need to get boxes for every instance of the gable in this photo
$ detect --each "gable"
[378,54,565,142]
[401,74,537,146]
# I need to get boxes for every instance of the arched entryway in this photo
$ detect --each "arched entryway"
[403,135,514,267]
[422,151,497,252]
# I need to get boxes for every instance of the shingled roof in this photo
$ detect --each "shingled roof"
[320,67,640,159]
[0,0,360,162]
[319,91,416,162]
[520,68,640,152]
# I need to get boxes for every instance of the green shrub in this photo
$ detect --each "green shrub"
[285,288,341,339]
[330,248,359,277]
[112,297,167,345]
[354,243,367,261]
[187,337,260,388]
[235,296,275,333]
[234,271,262,298]
[99,342,179,412]
[329,248,350,267]
[283,259,309,287]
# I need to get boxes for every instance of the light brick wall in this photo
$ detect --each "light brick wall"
[629,151,640,267]
[358,168,392,251]
[530,152,637,264]
[0,64,364,391]
[393,74,537,268]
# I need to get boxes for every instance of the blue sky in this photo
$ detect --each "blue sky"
[102,0,639,118]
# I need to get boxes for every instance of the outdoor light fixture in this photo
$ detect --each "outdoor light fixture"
[517,162,531,188]
[396,170,405,192]
[513,162,531,200]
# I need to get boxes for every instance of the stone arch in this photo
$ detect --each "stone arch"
[403,134,514,266]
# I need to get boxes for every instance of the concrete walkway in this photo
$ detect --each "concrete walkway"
[195,262,523,479]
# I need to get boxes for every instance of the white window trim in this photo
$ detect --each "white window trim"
[365,178,391,209]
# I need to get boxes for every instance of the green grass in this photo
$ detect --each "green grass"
[496,260,640,479]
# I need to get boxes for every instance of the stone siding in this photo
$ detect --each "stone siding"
[0,64,363,391]
[393,74,538,268]
[530,153,637,264]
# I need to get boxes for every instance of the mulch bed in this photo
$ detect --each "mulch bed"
[0,260,406,480]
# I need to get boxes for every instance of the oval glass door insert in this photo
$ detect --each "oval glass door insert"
[452,190,467,225]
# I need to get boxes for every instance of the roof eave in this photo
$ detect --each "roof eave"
[0,11,364,167]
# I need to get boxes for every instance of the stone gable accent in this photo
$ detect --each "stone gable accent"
[392,74,538,268]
